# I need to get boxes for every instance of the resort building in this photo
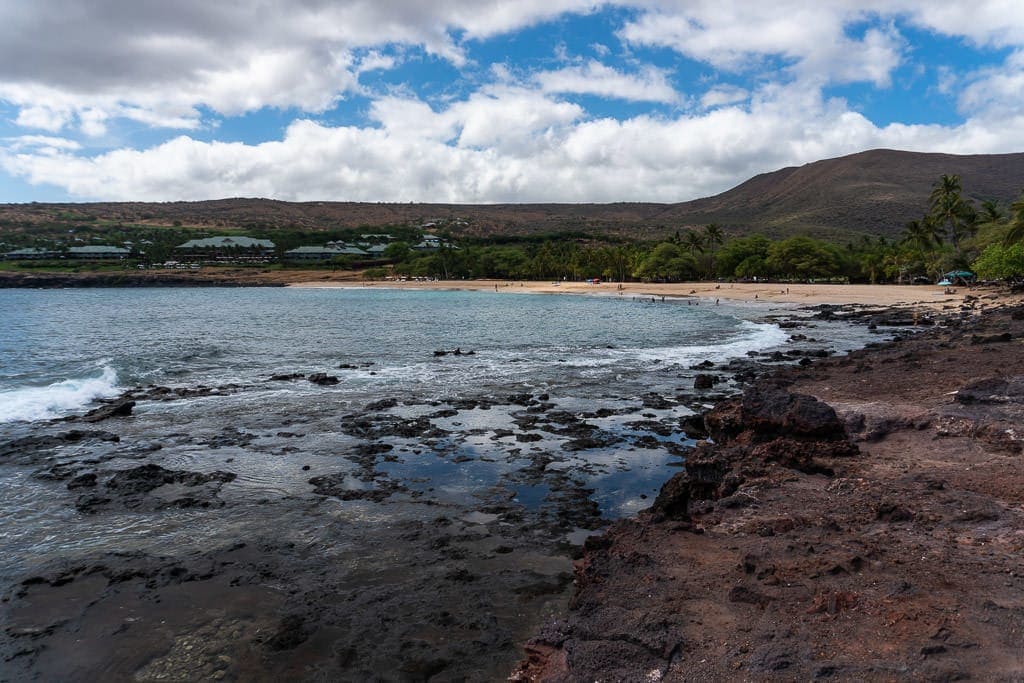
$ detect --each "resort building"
[363,244,390,256]
[68,245,132,260]
[284,245,368,261]
[411,234,457,251]
[175,236,275,262]
[3,247,61,260]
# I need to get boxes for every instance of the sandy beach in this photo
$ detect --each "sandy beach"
[290,278,981,309]
[1,268,1011,310]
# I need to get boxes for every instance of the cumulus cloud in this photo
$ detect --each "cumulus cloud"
[2,2,1024,203]
[3,135,81,152]
[0,0,599,133]
[5,82,1024,204]
[700,85,749,109]
[619,2,906,87]
[957,50,1024,119]
[534,60,679,103]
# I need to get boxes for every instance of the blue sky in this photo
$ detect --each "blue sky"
[1,1,1023,204]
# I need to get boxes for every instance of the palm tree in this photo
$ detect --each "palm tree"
[1004,192,1024,246]
[979,199,1005,224]
[703,223,724,274]
[902,217,942,252]
[928,174,976,257]
[682,230,705,259]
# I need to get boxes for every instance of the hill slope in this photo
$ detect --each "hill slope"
[654,148,1024,238]
[1,149,1021,241]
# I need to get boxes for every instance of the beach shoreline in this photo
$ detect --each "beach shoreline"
[292,278,982,309]
[1,267,1005,309]
[2,271,1022,680]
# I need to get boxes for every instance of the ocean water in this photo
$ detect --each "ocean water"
[0,286,883,678]
[0,287,791,423]
[0,287,879,575]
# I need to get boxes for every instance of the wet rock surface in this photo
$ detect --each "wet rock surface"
[513,300,1024,682]
[0,301,896,681]
[0,379,731,680]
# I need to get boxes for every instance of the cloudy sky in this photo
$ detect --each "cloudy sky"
[1,1,1023,204]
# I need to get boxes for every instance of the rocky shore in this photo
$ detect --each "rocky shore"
[512,298,1024,681]
[1,289,1019,681]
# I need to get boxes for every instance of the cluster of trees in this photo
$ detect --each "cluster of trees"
[898,174,1024,282]
[380,176,1024,283]
[384,230,872,283]
[7,174,1023,283]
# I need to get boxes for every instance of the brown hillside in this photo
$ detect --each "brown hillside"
[657,148,1024,237]
[1,149,1021,241]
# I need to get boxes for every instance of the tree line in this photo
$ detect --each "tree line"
[374,178,1024,284]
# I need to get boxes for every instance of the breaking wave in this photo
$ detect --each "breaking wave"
[634,320,790,366]
[0,366,122,423]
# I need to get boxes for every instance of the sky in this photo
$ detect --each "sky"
[0,1,1023,205]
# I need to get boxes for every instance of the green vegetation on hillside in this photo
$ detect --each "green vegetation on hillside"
[4,176,1023,283]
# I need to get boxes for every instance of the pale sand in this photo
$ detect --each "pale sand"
[288,278,995,309]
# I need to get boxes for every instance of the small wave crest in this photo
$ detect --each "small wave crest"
[634,320,790,366]
[0,366,122,423]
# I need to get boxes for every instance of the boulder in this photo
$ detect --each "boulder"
[694,374,716,390]
[81,398,135,423]
[955,376,1024,404]
[739,387,846,441]
[270,373,305,381]
[308,373,340,386]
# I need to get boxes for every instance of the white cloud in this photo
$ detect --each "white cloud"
[0,1,600,133]
[957,50,1024,119]
[3,2,1024,204]
[619,2,905,87]
[894,3,1024,47]
[700,85,749,109]
[4,135,81,152]
[535,60,679,103]
[5,83,1024,204]
[15,105,70,132]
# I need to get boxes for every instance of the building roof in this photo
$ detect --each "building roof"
[5,247,59,256]
[176,236,275,249]
[285,245,368,256]
[68,245,131,254]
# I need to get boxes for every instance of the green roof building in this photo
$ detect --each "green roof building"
[68,245,131,259]
[3,247,61,260]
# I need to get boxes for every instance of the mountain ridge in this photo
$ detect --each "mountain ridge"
[2,148,1021,241]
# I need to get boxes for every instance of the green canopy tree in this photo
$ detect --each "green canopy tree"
[973,241,1024,280]
[635,242,697,281]
[765,237,841,280]
[715,235,770,278]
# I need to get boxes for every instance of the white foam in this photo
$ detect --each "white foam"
[633,320,790,366]
[0,366,122,423]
